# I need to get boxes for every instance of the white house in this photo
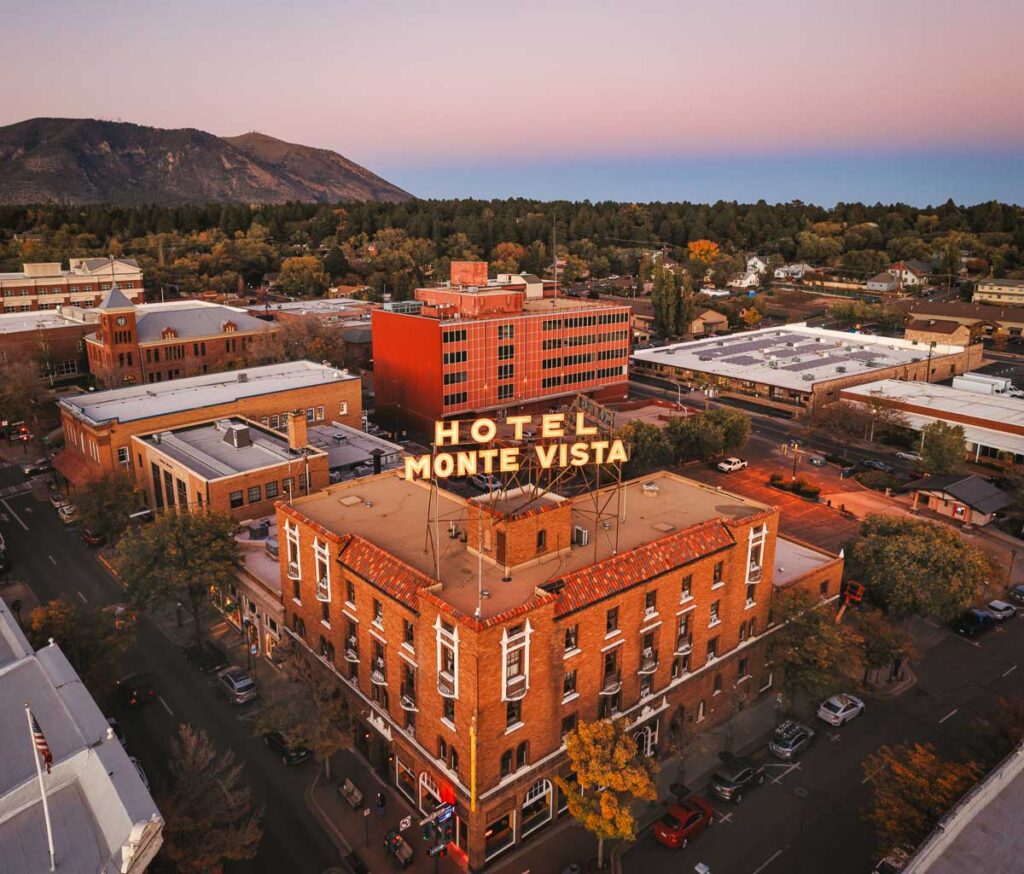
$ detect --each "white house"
[774,262,815,280]
[866,271,899,293]
[728,271,761,290]
[887,261,928,288]
[746,255,769,275]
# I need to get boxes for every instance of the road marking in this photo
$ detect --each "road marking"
[827,731,841,742]
[48,555,57,566]
[1003,665,1018,678]
[770,762,801,784]
[715,811,733,824]
[1,498,28,530]
[952,634,982,648]
[923,619,941,629]
[76,591,87,603]
[939,708,959,724]
[751,848,785,874]
[158,696,174,716]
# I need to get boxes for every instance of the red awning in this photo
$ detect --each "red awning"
[51,450,102,488]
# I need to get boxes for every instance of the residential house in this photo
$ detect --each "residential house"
[908,474,1013,527]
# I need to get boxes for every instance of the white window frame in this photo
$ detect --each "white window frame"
[747,524,767,582]
[314,537,330,601]
[500,620,533,702]
[116,446,130,465]
[520,778,553,839]
[435,615,459,699]
[285,519,301,578]
[418,771,441,816]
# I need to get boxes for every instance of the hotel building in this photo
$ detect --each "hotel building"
[0,258,143,312]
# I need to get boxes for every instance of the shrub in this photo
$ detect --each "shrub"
[769,472,783,485]
[855,470,900,492]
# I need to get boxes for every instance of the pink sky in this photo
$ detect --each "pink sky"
[3,0,1022,169]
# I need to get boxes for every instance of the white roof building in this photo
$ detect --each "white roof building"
[0,602,162,874]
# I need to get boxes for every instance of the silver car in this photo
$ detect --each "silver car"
[217,666,258,704]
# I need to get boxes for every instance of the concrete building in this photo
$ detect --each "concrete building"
[277,469,841,870]
[974,277,1024,306]
[631,324,982,416]
[840,379,1024,465]
[85,288,280,386]
[373,263,631,432]
[0,258,143,313]
[54,360,361,491]
[132,414,329,519]
[0,601,163,874]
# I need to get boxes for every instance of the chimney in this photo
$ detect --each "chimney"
[287,411,308,450]
[370,448,384,475]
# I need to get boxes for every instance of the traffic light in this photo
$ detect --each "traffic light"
[422,822,434,842]
[428,843,447,858]
[441,817,455,844]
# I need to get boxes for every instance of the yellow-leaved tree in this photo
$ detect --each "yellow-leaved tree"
[557,719,657,869]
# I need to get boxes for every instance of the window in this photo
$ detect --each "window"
[444,391,468,406]
[321,602,330,624]
[265,481,279,499]
[507,698,522,728]
[498,344,515,360]
[746,583,757,605]
[438,737,448,762]
[306,407,315,423]
[644,590,657,615]
[709,600,720,626]
[564,625,578,653]
[373,598,383,627]
[561,713,578,738]
[442,350,467,365]
[713,673,722,695]
[403,619,415,649]
[339,401,348,415]
[247,485,262,504]
[680,574,693,601]
[820,580,830,598]
[229,490,244,509]
[443,697,455,724]
[443,370,467,386]
[707,636,719,660]
[500,750,513,777]
[442,328,467,343]
[497,363,514,380]
[516,741,528,768]
[292,579,301,602]
[748,617,757,638]
[117,446,130,465]
[713,560,724,586]
[563,670,576,698]
[672,654,689,678]
[498,324,514,339]
[346,580,356,606]
[498,384,514,400]
[738,657,748,679]
[536,529,547,552]
[606,607,619,634]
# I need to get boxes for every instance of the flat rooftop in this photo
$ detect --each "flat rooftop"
[0,310,82,334]
[289,471,770,620]
[842,379,1024,456]
[773,537,838,588]
[632,324,967,392]
[60,360,356,426]
[253,298,376,316]
[307,422,404,471]
[142,418,314,479]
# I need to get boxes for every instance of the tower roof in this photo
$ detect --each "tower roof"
[97,284,135,312]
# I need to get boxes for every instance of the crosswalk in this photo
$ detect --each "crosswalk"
[0,482,31,499]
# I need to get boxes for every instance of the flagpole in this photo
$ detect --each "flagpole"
[25,705,55,872]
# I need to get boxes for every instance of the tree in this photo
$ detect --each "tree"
[0,360,48,430]
[74,472,138,539]
[620,421,673,478]
[687,239,720,263]
[27,599,131,693]
[846,515,995,620]
[160,724,263,873]
[276,255,330,297]
[650,262,680,337]
[740,305,764,329]
[967,696,1024,768]
[771,588,861,710]
[558,719,657,869]
[862,742,980,856]
[919,421,966,475]
[254,647,351,779]
[114,510,239,646]
[853,610,914,685]
[490,241,527,274]
[665,408,751,463]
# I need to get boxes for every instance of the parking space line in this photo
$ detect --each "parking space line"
[48,555,57,566]
[715,811,733,824]
[952,635,982,648]
[158,696,174,716]
[76,591,87,603]
[751,848,785,874]
[939,708,958,724]
[771,762,801,784]
[1,498,28,530]
[827,731,841,742]
[1002,665,1018,678]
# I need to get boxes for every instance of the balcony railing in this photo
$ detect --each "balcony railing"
[747,563,762,582]
[638,649,658,675]
[286,561,300,580]
[344,636,359,663]
[437,671,457,698]
[505,673,527,701]
[674,634,692,656]
[315,577,330,602]
[370,658,387,686]
[599,671,622,696]
[400,683,418,711]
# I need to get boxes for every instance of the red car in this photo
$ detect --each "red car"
[652,797,715,850]
[80,528,107,547]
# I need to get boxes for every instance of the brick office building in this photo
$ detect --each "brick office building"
[372,263,631,433]
[277,469,842,870]
[85,287,280,386]
[54,361,361,491]
[0,258,143,313]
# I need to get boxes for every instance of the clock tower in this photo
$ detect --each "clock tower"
[94,285,143,385]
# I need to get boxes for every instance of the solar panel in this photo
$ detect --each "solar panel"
[781,358,832,372]
[722,355,762,366]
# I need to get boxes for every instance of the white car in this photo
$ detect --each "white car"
[817,693,865,726]
[716,457,748,473]
[987,600,1017,621]
[895,451,923,462]
[57,505,79,525]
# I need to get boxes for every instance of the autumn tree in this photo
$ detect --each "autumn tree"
[254,647,351,779]
[740,306,764,329]
[846,515,994,620]
[160,724,263,873]
[114,510,239,647]
[771,588,861,710]
[490,242,527,274]
[27,599,131,693]
[862,742,980,856]
[74,471,138,539]
[558,719,657,869]
[967,696,1024,768]
[276,255,330,297]
[919,421,966,475]
[0,360,48,429]
[687,239,720,263]
[853,610,914,684]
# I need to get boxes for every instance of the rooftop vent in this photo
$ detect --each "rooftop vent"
[339,495,363,507]
[333,433,347,443]
[222,423,252,449]
[801,373,816,381]
[652,521,675,533]
[835,365,847,373]
[641,481,660,495]
[237,372,248,383]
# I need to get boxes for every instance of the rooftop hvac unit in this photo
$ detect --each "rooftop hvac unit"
[786,341,795,347]
[641,481,660,495]
[802,373,816,381]
[572,525,589,547]
[835,366,847,373]
[769,360,779,368]
[698,355,713,361]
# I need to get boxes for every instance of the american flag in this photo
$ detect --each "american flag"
[30,711,53,774]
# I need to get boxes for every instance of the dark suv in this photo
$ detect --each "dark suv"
[768,720,815,761]
[954,608,995,638]
[709,753,766,803]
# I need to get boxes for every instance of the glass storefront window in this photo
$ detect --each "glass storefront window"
[520,780,552,839]
[484,811,515,861]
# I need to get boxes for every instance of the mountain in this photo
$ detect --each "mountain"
[0,117,412,205]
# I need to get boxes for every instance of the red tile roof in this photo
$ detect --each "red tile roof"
[338,533,431,606]
[553,518,736,616]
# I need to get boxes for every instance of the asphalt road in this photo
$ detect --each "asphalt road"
[0,482,339,874]
[625,614,1024,874]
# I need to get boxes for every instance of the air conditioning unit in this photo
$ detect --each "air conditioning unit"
[835,366,847,373]
[572,525,589,547]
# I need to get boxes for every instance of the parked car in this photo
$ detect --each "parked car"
[80,528,107,547]
[182,640,229,674]
[49,493,72,510]
[1009,584,1024,605]
[708,752,766,803]
[955,608,996,637]
[106,717,129,750]
[817,693,865,726]
[262,731,311,766]
[21,458,52,477]
[716,457,748,473]
[651,796,715,849]
[807,455,826,467]
[115,672,156,708]
[129,756,150,790]
[987,600,1017,621]
[895,451,923,463]
[217,666,258,704]
[768,720,815,760]
[57,505,79,525]
[862,459,895,474]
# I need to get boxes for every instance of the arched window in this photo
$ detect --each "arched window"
[521,778,553,838]
[418,771,441,815]
[516,741,528,769]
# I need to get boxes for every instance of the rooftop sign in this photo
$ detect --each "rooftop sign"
[403,413,628,481]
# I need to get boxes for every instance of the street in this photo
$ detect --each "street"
[625,612,1024,874]
[0,477,340,874]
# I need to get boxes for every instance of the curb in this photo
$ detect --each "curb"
[306,765,354,856]
[860,663,917,700]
